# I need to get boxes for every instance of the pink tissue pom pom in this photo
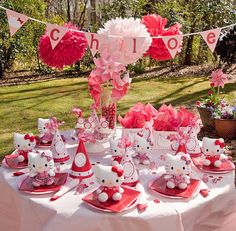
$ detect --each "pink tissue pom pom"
[39,23,88,69]
[141,14,182,61]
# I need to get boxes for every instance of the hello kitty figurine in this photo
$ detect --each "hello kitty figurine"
[94,165,124,203]
[164,153,191,189]
[13,133,36,162]
[109,138,126,165]
[133,129,153,165]
[38,118,54,144]
[202,137,228,168]
[28,150,55,187]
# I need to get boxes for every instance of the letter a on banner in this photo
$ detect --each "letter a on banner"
[84,32,106,57]
[162,35,183,59]
[46,23,68,49]
[6,9,29,36]
[200,28,221,53]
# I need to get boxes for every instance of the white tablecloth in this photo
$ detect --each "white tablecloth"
[1,130,236,231]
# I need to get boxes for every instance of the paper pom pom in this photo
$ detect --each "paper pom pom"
[141,14,182,61]
[97,17,152,65]
[39,23,88,69]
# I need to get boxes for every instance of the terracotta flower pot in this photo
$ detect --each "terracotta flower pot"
[215,119,236,139]
[197,107,215,128]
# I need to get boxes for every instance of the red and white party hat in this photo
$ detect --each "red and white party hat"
[121,148,139,187]
[51,129,69,163]
[70,140,93,179]
[176,143,187,155]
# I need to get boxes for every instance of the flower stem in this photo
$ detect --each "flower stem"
[217,86,220,95]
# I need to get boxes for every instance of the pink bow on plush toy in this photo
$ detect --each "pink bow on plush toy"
[45,117,64,133]
[180,155,191,165]
[41,152,53,161]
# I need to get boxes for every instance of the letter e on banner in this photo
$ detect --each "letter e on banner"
[200,28,221,53]
[162,35,183,59]
[46,23,68,49]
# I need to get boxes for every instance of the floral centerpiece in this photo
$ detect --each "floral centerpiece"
[196,69,228,128]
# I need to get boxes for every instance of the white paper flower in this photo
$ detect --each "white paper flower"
[98,17,151,65]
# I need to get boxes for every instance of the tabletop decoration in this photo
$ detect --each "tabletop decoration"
[109,137,126,165]
[37,117,65,147]
[153,104,200,150]
[202,137,227,168]
[70,140,93,181]
[94,164,124,203]
[121,145,139,187]
[119,103,157,142]
[164,153,192,189]
[39,23,88,69]
[28,150,55,187]
[3,132,36,169]
[192,137,235,173]
[133,128,153,166]
[141,14,182,61]
[51,129,69,163]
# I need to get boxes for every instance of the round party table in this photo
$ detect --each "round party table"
[0,129,236,231]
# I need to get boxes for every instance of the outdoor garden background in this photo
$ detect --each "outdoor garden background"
[0,0,236,164]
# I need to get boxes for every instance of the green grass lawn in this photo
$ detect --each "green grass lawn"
[0,76,235,159]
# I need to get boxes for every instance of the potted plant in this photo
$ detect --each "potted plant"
[196,69,228,128]
[212,104,236,139]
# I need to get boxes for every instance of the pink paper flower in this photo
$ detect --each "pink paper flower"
[98,17,152,65]
[141,14,182,61]
[211,69,228,88]
[93,52,126,82]
[39,23,87,69]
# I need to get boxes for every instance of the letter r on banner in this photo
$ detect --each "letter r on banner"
[200,28,221,53]
[46,23,68,49]
[162,35,183,59]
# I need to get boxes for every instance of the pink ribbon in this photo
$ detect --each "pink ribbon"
[45,117,64,133]
[40,152,52,161]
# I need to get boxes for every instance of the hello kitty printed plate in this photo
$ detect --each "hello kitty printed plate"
[18,172,68,194]
[82,187,140,213]
[2,156,28,169]
[149,175,201,199]
[191,157,235,174]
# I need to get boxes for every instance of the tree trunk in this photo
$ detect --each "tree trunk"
[67,0,71,22]
[0,61,3,79]
[90,0,96,25]
[183,21,196,65]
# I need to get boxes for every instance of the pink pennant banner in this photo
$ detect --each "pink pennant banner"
[6,9,29,36]
[162,35,183,59]
[46,23,68,49]
[84,32,107,56]
[200,28,221,53]
[124,37,147,54]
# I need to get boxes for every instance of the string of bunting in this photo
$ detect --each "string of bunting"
[1,5,236,59]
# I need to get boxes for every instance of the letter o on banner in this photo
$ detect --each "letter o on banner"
[162,35,183,59]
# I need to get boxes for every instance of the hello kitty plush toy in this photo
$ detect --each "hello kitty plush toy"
[109,138,126,165]
[133,128,153,165]
[38,118,54,144]
[164,153,191,189]
[202,137,228,168]
[13,133,36,162]
[94,165,124,203]
[28,150,55,187]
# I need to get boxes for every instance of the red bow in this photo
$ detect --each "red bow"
[24,134,35,142]
[215,140,225,148]
[111,166,124,177]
